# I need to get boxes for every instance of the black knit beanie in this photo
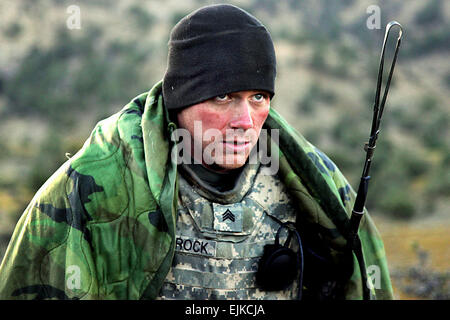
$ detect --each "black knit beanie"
[162,4,276,110]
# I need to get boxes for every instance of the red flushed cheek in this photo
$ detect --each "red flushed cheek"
[198,110,231,131]
[252,108,270,128]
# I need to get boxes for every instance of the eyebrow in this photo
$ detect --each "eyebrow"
[225,91,270,97]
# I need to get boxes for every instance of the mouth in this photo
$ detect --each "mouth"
[222,140,251,152]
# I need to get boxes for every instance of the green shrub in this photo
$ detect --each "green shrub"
[128,5,156,29]
[331,113,366,149]
[377,187,416,219]
[425,153,450,198]
[27,131,67,192]
[445,72,450,89]
[414,0,444,26]
[4,22,22,39]
[422,113,449,149]
[404,27,450,57]
[298,83,338,115]
[4,26,151,127]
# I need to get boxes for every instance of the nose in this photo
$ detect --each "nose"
[229,100,253,130]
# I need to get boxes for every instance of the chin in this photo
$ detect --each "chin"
[209,154,249,171]
[215,161,246,170]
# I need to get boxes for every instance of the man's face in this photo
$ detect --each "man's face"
[177,90,271,171]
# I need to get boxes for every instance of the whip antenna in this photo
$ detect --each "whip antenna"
[347,21,403,299]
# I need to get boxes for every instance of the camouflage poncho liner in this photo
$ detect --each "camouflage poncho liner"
[0,81,393,299]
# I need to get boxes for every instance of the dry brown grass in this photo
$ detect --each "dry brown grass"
[372,214,450,299]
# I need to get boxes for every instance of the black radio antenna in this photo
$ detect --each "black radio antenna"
[347,21,403,299]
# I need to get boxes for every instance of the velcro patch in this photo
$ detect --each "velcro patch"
[175,236,217,257]
[212,203,243,233]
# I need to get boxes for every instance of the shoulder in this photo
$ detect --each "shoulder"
[250,163,298,224]
[35,92,152,223]
[266,108,354,212]
[71,92,148,165]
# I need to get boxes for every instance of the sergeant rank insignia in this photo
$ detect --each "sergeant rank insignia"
[222,209,235,222]
[213,203,243,233]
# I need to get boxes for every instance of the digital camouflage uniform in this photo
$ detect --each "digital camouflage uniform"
[158,159,299,299]
[0,81,393,300]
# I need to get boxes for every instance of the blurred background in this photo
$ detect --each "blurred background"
[0,0,448,299]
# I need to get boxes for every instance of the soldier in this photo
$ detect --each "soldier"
[0,4,393,300]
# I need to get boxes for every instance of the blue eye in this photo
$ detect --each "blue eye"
[215,94,229,102]
[253,93,268,102]
[254,94,263,101]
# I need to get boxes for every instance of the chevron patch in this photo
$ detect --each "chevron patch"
[213,203,243,233]
[222,209,235,222]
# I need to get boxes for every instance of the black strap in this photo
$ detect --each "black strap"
[273,222,304,300]
[352,235,371,300]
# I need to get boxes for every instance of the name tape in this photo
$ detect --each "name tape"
[175,236,217,257]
